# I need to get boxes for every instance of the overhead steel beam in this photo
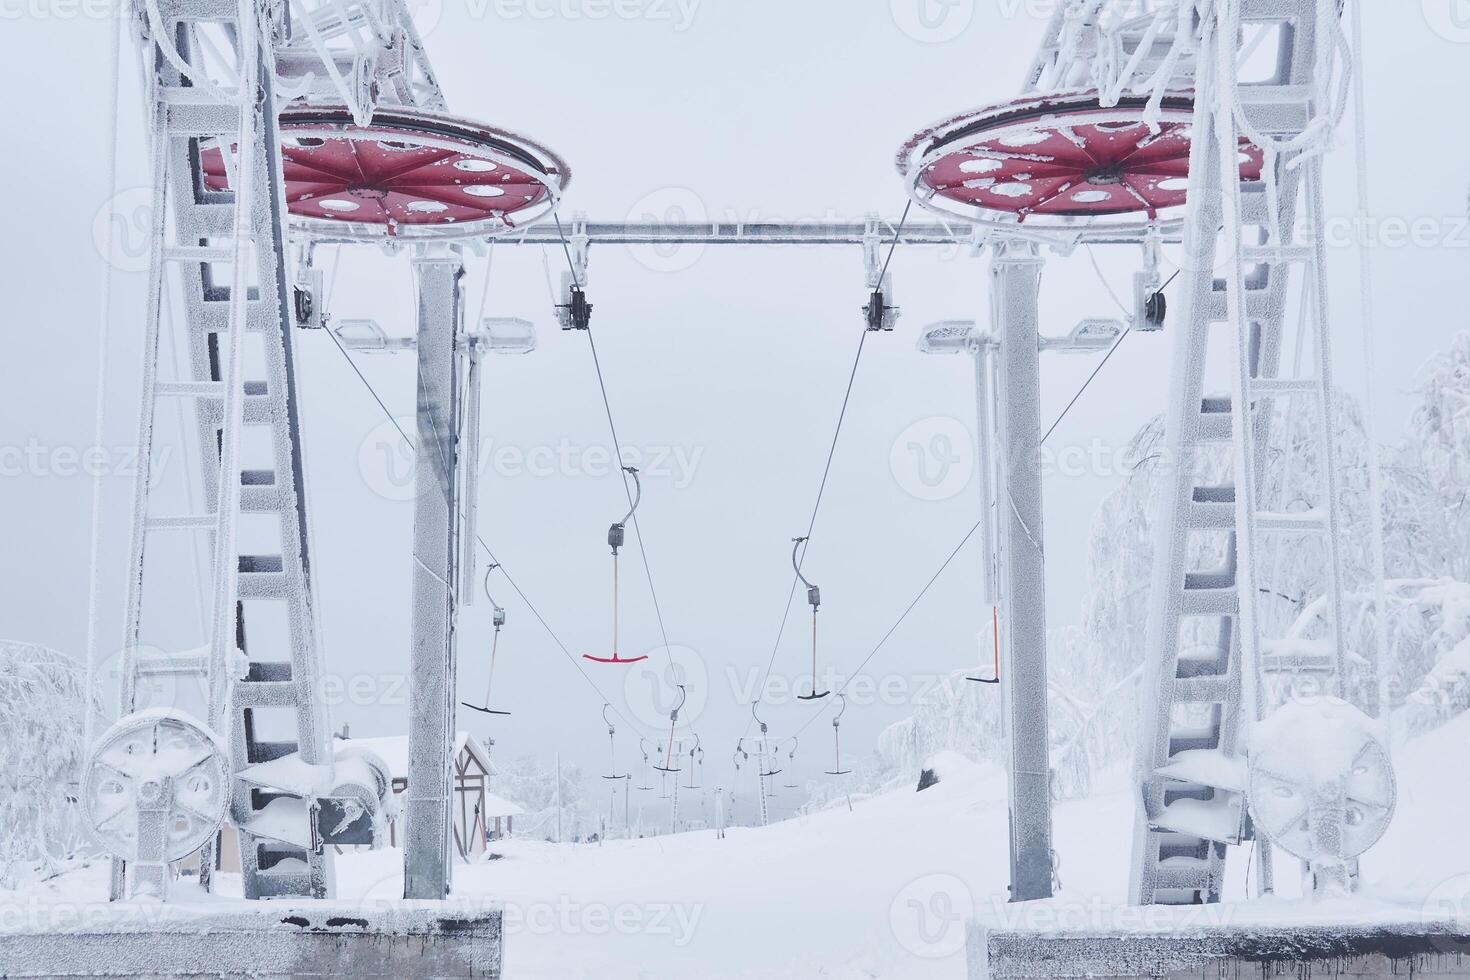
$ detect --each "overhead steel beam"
[307,221,1173,250]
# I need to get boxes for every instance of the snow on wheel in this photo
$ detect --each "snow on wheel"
[896,90,1264,234]
[81,709,229,898]
[1247,698,1396,894]
[199,104,571,243]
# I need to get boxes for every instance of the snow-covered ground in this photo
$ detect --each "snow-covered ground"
[5,719,1468,979]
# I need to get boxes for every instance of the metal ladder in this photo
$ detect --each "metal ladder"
[1130,0,1347,906]
[116,0,332,900]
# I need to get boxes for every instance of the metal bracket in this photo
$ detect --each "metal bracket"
[557,284,594,331]
[555,216,593,330]
[862,216,900,332]
[918,318,1121,355]
[293,252,324,329]
[1132,227,1167,331]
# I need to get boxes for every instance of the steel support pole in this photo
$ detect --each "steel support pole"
[403,246,465,900]
[458,339,483,608]
[991,240,1054,902]
[974,335,1002,668]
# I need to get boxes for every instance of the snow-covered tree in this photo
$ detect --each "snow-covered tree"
[1345,579,1470,734]
[1399,331,1470,582]
[1049,626,1139,798]
[900,383,1455,798]
[801,668,1005,811]
[0,641,93,886]
[490,753,592,840]
[839,334,1470,807]
[1081,390,1447,716]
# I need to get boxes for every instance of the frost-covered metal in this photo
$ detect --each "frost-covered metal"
[108,0,570,904]
[898,0,1212,904]
[1130,0,1352,906]
[896,0,1358,908]
[200,105,568,241]
[1247,699,1395,897]
[82,710,230,900]
[898,91,1265,234]
[274,0,446,122]
[115,0,335,900]
[989,242,1054,902]
[1025,0,1197,104]
[402,248,465,900]
[898,0,1215,245]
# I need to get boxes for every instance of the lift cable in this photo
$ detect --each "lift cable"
[552,213,676,666]
[1347,0,1392,718]
[1040,324,1133,446]
[789,519,985,743]
[744,201,914,736]
[1085,246,1133,317]
[321,325,645,737]
[81,4,127,754]
[787,288,1145,743]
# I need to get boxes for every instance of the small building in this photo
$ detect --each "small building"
[337,731,521,860]
[481,791,523,842]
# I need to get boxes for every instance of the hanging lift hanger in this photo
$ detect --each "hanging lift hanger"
[654,684,687,774]
[601,703,630,781]
[636,738,656,791]
[782,737,800,789]
[967,443,1002,685]
[462,565,512,716]
[966,603,1002,685]
[584,466,650,665]
[750,703,782,778]
[686,733,702,789]
[825,694,853,776]
[792,537,830,701]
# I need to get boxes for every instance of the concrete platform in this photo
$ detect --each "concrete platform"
[969,901,1470,979]
[0,900,502,978]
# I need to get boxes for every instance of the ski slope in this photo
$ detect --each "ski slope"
[6,720,1469,979]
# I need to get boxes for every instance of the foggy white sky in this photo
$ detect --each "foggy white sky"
[2,1,1467,814]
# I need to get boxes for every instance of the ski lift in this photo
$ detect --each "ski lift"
[462,566,512,716]
[584,466,650,666]
[601,704,630,782]
[791,537,830,701]
[825,694,853,776]
[782,737,800,789]
[967,605,1001,686]
[654,684,686,774]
